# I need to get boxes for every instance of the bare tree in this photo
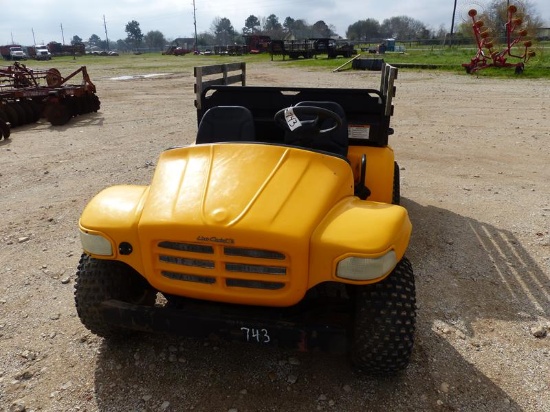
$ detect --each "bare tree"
[478,0,543,42]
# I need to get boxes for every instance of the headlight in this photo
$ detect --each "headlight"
[79,230,113,256]
[336,251,397,281]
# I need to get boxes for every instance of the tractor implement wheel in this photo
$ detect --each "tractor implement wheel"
[1,104,19,127]
[45,102,71,126]
[91,94,101,112]
[515,63,524,75]
[0,119,10,139]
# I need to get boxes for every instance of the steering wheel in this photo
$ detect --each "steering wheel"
[274,105,342,135]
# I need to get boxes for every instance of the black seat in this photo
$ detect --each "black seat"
[285,101,348,157]
[196,106,255,144]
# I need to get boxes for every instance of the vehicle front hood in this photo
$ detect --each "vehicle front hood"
[139,144,353,242]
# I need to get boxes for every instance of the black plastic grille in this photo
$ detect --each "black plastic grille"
[156,241,289,291]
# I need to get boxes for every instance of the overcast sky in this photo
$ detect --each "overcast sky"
[1,0,549,46]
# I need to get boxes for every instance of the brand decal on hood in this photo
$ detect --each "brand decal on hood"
[197,236,235,244]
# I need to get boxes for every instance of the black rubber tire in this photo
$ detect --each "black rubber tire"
[74,254,157,338]
[0,119,10,139]
[392,161,401,205]
[351,257,416,376]
[515,64,524,75]
[91,94,101,112]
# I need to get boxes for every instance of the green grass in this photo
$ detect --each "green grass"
[281,44,550,78]
[15,43,550,79]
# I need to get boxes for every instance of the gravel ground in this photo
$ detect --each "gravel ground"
[0,62,549,412]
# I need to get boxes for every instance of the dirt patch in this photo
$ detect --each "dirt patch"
[1,63,549,411]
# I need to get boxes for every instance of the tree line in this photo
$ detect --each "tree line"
[68,1,544,51]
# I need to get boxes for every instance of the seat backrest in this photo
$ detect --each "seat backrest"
[286,101,348,157]
[196,106,255,144]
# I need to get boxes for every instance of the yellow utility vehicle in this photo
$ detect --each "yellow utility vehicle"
[75,63,415,375]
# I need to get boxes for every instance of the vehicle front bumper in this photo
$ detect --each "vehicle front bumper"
[100,298,349,353]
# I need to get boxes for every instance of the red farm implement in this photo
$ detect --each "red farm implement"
[0,62,100,139]
[462,4,536,74]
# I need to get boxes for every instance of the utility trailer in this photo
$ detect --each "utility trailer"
[314,38,357,59]
[269,39,317,60]
[0,62,100,135]
[75,62,416,376]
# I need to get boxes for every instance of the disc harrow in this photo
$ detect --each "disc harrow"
[0,62,100,137]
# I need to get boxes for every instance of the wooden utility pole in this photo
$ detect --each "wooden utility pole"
[450,0,458,47]
[104,15,110,51]
[193,0,198,52]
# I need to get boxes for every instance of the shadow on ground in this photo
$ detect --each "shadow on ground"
[93,199,549,411]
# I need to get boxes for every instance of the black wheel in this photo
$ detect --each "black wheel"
[91,93,101,112]
[392,161,401,205]
[1,104,18,127]
[515,63,524,75]
[74,254,157,338]
[351,257,416,376]
[0,119,11,139]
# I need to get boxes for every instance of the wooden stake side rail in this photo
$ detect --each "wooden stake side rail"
[380,63,398,117]
[194,62,246,109]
